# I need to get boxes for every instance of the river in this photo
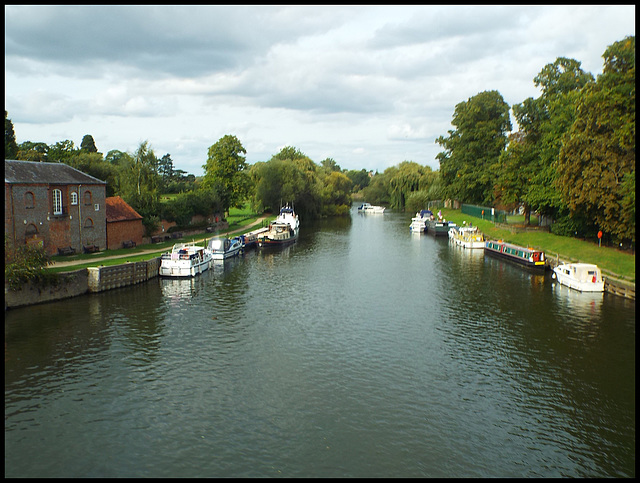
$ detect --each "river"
[4,207,635,477]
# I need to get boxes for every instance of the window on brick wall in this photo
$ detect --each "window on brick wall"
[53,189,63,215]
[71,192,78,205]
[25,191,35,209]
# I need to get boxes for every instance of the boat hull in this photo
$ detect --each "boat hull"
[159,258,212,277]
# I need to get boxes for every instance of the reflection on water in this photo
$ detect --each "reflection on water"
[4,208,635,478]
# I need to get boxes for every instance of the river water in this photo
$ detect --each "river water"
[4,208,635,477]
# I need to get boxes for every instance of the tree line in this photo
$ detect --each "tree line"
[436,36,634,247]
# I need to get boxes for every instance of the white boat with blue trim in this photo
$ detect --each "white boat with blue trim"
[207,236,243,260]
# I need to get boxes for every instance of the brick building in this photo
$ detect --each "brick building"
[105,196,144,250]
[5,160,107,256]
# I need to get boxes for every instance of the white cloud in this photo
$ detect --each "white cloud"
[4,5,635,176]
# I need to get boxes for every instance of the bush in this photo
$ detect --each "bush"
[4,241,57,291]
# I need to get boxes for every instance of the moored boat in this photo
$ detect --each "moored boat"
[409,210,432,233]
[450,225,485,249]
[551,263,604,292]
[257,205,300,248]
[357,202,385,214]
[207,236,243,260]
[425,218,457,237]
[159,241,213,277]
[239,227,269,249]
[484,239,547,270]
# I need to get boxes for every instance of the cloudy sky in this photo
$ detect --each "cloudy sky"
[5,5,635,176]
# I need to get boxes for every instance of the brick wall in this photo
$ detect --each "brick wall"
[5,183,106,255]
[106,219,145,250]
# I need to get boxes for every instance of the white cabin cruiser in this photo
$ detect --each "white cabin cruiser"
[551,263,605,292]
[159,241,213,277]
[208,236,243,260]
[357,202,385,214]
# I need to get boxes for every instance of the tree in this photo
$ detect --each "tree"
[345,169,370,191]
[388,161,435,211]
[117,141,160,233]
[202,135,250,216]
[16,141,48,162]
[495,57,594,225]
[48,140,77,163]
[436,90,511,205]
[5,111,18,159]
[158,153,175,191]
[556,36,635,245]
[80,134,98,153]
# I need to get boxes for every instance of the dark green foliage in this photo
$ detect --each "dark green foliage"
[4,238,57,291]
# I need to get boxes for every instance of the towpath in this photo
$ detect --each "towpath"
[51,215,270,268]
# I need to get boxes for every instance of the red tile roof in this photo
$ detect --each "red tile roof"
[105,196,143,222]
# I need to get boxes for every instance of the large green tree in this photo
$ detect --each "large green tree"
[556,36,635,245]
[202,135,250,216]
[436,90,511,205]
[501,57,593,226]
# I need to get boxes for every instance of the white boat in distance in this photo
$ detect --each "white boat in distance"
[208,236,243,260]
[357,202,385,214]
[159,241,213,277]
[551,263,605,292]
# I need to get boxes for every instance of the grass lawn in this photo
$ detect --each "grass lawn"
[442,208,635,283]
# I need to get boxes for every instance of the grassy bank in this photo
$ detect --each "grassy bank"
[442,208,635,283]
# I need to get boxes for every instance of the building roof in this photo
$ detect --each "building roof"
[105,196,143,222]
[4,159,106,185]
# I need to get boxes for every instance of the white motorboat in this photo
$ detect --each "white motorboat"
[357,202,385,214]
[551,263,605,292]
[159,241,213,277]
[208,236,243,260]
[409,210,432,233]
[450,225,485,249]
[257,205,300,248]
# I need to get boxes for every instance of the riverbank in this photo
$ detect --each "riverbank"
[441,208,635,284]
[50,215,270,270]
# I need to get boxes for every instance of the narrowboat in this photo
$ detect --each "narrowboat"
[484,240,547,270]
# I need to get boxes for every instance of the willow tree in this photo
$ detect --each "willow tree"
[436,90,511,205]
[556,36,635,245]
[388,161,435,211]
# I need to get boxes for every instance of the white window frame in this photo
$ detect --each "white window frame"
[71,192,78,205]
[53,189,63,215]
